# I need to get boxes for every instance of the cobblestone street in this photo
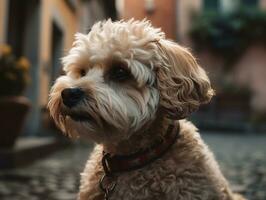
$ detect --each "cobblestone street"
[0,133,265,200]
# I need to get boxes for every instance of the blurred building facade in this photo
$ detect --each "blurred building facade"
[1,0,266,135]
[121,0,266,126]
[175,0,266,118]
[121,0,177,39]
[0,0,117,135]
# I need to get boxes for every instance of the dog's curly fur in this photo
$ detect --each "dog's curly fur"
[48,19,246,200]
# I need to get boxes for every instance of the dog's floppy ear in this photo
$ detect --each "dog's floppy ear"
[156,40,214,119]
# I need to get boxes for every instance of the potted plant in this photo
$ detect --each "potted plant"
[0,44,31,148]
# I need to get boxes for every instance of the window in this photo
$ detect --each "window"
[7,0,27,57]
[101,0,118,20]
[204,0,220,11]
[241,0,258,7]
[51,22,63,84]
[64,0,77,12]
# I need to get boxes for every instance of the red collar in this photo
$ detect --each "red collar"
[101,122,180,176]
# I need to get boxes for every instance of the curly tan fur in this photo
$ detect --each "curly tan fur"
[79,120,245,200]
[157,40,214,119]
[48,19,246,200]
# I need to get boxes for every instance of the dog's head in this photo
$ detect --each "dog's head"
[48,19,213,144]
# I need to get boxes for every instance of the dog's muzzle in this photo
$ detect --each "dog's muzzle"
[61,88,85,108]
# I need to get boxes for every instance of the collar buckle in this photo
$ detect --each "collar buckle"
[99,122,180,199]
[102,153,112,176]
[99,173,117,200]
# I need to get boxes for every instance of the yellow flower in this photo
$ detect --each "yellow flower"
[17,57,30,70]
[0,44,12,56]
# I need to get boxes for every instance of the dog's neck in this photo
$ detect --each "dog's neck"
[103,115,172,156]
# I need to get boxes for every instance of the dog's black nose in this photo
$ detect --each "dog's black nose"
[61,88,85,108]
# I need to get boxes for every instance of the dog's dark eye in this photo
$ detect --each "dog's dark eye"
[109,66,131,82]
[80,69,87,77]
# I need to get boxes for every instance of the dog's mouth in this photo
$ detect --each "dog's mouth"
[60,107,108,128]
[67,112,94,122]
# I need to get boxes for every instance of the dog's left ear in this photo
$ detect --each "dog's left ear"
[156,40,214,119]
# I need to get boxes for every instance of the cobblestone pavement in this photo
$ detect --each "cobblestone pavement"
[0,133,266,200]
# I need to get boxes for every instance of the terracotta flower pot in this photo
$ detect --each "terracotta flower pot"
[0,96,31,148]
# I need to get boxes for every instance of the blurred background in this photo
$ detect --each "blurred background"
[0,0,266,199]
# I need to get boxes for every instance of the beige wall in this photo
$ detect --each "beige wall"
[260,0,266,9]
[39,0,109,106]
[233,46,266,112]
[79,0,106,33]
[39,0,80,107]
[0,0,8,44]
[176,0,202,44]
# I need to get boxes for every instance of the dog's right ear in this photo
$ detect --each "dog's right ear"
[156,40,214,119]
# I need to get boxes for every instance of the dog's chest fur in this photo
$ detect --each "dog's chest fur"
[78,120,235,200]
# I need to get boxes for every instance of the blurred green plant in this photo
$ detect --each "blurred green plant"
[189,8,266,71]
[0,44,31,96]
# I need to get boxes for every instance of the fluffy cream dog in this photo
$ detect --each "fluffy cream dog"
[48,19,245,200]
